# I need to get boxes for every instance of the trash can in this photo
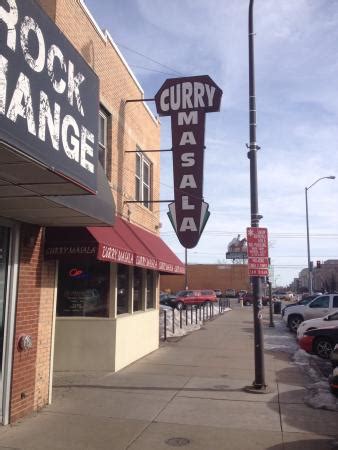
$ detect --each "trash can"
[273,301,281,314]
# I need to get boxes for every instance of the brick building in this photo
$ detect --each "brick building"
[161,264,250,294]
[0,0,183,424]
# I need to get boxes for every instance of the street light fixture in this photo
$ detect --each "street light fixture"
[305,175,335,294]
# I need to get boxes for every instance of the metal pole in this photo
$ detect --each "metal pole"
[268,279,274,328]
[245,0,268,393]
[305,187,312,294]
[185,248,188,289]
[164,310,167,341]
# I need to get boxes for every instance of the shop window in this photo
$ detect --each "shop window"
[146,270,155,309]
[133,267,143,312]
[57,261,109,317]
[117,264,130,315]
[135,150,151,209]
[98,107,110,174]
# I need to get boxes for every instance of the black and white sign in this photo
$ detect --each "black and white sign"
[0,0,99,193]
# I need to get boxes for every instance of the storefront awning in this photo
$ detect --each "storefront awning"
[45,218,185,274]
[0,143,115,226]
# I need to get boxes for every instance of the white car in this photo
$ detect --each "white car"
[283,293,338,332]
[297,311,338,339]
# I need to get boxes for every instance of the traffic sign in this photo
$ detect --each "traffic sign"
[247,227,269,276]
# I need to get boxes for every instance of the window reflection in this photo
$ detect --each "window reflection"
[146,270,154,309]
[117,264,129,315]
[133,267,143,312]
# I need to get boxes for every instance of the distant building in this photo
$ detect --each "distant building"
[226,235,247,262]
[160,264,250,293]
[297,260,338,293]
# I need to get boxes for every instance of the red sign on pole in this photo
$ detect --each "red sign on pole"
[246,227,269,276]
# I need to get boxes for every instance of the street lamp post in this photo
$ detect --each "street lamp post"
[305,176,335,294]
[244,0,268,394]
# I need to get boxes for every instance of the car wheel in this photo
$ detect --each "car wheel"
[314,337,334,359]
[287,314,303,332]
[244,300,251,306]
[175,301,184,311]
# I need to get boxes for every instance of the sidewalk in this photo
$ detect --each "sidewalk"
[0,305,337,450]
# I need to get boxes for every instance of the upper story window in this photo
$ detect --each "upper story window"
[98,107,109,173]
[135,150,151,209]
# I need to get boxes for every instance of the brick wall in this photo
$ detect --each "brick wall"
[160,264,251,294]
[10,225,55,423]
[34,259,56,411]
[53,0,161,235]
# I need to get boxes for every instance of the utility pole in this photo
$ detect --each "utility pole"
[244,0,268,393]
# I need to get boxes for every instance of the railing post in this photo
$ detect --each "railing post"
[172,308,175,334]
[190,306,193,324]
[180,309,183,328]
[185,308,188,326]
[164,310,167,341]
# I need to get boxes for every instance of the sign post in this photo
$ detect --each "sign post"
[244,0,269,394]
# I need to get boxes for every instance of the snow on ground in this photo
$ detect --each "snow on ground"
[264,316,338,411]
[159,304,232,339]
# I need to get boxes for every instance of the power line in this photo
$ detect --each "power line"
[130,64,179,76]
[115,42,185,76]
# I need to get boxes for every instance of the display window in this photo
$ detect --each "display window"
[117,264,129,315]
[146,270,155,309]
[57,260,109,317]
[133,267,143,312]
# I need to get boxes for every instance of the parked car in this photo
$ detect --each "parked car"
[274,291,294,301]
[172,289,217,310]
[299,327,338,359]
[329,345,338,395]
[214,289,222,298]
[297,311,338,339]
[224,289,236,298]
[283,294,338,332]
[242,292,269,306]
[281,294,321,318]
[330,344,338,368]
[160,293,177,308]
[237,290,247,298]
[301,292,322,300]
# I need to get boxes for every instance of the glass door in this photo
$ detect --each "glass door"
[0,226,10,410]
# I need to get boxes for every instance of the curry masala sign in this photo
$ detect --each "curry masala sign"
[155,75,222,248]
[0,0,99,192]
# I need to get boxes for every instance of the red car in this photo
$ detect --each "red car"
[242,293,269,306]
[173,290,217,310]
[299,327,338,359]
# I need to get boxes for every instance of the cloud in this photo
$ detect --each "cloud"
[84,0,338,285]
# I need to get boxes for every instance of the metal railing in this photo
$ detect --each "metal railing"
[161,298,231,341]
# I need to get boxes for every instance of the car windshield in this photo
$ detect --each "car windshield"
[176,291,193,297]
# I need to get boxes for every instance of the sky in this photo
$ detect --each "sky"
[84,0,338,287]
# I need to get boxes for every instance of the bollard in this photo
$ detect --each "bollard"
[172,308,175,334]
[195,307,198,324]
[164,310,167,341]
[185,308,188,326]
[190,306,193,324]
[202,305,205,322]
[240,298,243,308]
[180,309,182,329]
[199,305,202,322]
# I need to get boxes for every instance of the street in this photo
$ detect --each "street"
[0,304,337,450]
